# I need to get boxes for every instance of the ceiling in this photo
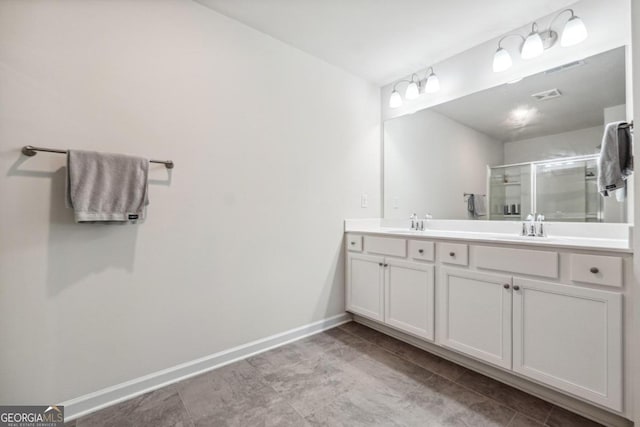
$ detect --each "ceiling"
[195,0,579,85]
[429,47,626,142]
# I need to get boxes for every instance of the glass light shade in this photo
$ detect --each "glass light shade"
[492,47,512,72]
[521,31,544,59]
[389,90,402,108]
[424,73,440,93]
[561,16,587,47]
[405,81,420,99]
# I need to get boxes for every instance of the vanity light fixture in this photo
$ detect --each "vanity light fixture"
[492,8,588,72]
[424,67,440,94]
[405,75,420,100]
[493,34,525,72]
[389,89,403,108]
[521,23,544,59]
[388,67,440,108]
[558,11,588,46]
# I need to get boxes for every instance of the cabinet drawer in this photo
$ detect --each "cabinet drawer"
[475,246,558,279]
[364,236,407,257]
[346,234,363,252]
[570,254,623,288]
[438,243,468,266]
[409,240,435,262]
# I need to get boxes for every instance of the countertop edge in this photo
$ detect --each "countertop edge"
[344,228,633,254]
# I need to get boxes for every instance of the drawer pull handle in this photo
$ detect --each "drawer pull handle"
[590,267,599,274]
[513,285,520,291]
[503,284,510,289]
[449,252,455,257]
[418,249,424,254]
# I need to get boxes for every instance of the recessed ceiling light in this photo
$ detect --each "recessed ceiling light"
[507,106,538,128]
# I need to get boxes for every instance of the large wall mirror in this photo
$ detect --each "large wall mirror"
[384,46,628,223]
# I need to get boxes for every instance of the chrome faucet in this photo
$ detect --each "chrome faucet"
[409,213,418,230]
[521,213,545,237]
[536,214,546,237]
[522,214,535,237]
[410,213,432,231]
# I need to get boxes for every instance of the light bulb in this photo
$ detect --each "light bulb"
[424,72,440,93]
[389,90,402,108]
[405,81,419,99]
[521,31,544,59]
[492,47,512,72]
[561,15,587,47]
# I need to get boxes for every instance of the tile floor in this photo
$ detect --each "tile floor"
[66,322,604,427]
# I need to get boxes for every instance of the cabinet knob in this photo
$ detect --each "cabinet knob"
[350,241,356,245]
[378,262,383,266]
[449,252,455,257]
[503,284,510,289]
[590,267,599,274]
[418,249,424,254]
[513,285,520,291]
[384,264,389,267]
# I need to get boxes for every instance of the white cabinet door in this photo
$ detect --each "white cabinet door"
[438,267,512,369]
[384,259,435,341]
[512,278,623,411]
[346,253,385,321]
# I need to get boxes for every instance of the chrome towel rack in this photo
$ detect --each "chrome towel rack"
[21,145,174,169]
[623,120,634,133]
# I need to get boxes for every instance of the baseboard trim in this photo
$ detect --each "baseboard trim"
[62,313,352,421]
[353,315,632,427]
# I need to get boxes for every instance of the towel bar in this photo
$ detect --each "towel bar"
[21,145,174,169]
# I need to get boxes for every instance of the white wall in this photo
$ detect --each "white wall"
[381,0,630,121]
[0,0,380,404]
[384,108,503,219]
[503,126,602,164]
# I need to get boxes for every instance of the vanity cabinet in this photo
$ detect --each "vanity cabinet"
[385,259,435,340]
[512,278,623,411]
[346,253,385,321]
[346,240,435,340]
[438,267,623,410]
[345,233,627,412]
[438,268,512,369]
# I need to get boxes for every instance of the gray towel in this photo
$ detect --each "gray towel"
[466,194,486,217]
[474,194,487,217]
[598,121,633,196]
[66,150,149,223]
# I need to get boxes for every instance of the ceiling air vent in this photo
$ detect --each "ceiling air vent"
[531,88,562,101]
[544,59,586,74]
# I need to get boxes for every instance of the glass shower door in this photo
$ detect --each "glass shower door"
[535,159,592,222]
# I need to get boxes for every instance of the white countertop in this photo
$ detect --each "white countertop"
[345,219,633,253]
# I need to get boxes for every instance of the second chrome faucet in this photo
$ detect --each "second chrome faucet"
[522,213,546,237]
[410,213,433,231]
